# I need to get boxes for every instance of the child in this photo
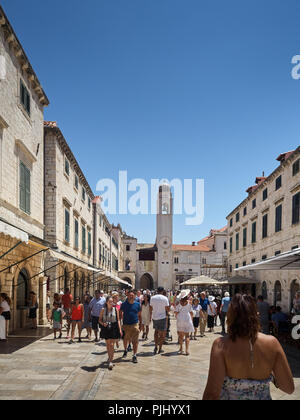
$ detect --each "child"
[51,302,63,339]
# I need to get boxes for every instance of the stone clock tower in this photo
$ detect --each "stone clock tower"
[156,183,173,290]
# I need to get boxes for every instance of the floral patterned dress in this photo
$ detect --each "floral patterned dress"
[220,376,272,400]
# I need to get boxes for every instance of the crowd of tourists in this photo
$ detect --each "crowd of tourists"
[0,285,298,400]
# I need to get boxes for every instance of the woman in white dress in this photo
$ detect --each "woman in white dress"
[175,290,194,355]
[141,294,151,340]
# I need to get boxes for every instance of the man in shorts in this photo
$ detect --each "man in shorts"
[120,290,141,363]
[150,287,170,354]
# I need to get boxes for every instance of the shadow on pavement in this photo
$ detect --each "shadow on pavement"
[0,326,52,354]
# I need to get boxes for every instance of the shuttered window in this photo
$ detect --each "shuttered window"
[292,192,300,225]
[251,221,256,243]
[88,231,92,256]
[64,208,70,243]
[74,219,79,248]
[243,227,247,247]
[20,79,30,115]
[82,225,86,253]
[235,233,239,251]
[19,162,30,214]
[275,205,282,232]
[262,214,268,238]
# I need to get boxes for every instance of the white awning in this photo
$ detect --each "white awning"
[49,249,100,273]
[180,275,221,286]
[0,220,28,243]
[98,270,132,287]
[235,248,300,271]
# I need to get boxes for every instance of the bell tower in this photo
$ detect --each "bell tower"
[156,183,173,289]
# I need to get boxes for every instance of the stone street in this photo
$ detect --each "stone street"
[0,316,299,400]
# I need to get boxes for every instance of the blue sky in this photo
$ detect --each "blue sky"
[2,0,300,243]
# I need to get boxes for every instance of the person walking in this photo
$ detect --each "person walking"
[82,294,92,340]
[53,293,62,307]
[120,290,141,364]
[46,291,51,323]
[89,290,106,342]
[215,296,222,327]
[207,296,217,333]
[257,295,270,335]
[203,294,295,400]
[51,302,63,339]
[220,292,231,334]
[112,291,122,348]
[150,287,170,354]
[191,297,203,340]
[175,290,194,355]
[28,291,38,329]
[199,291,209,337]
[99,296,122,370]
[70,298,84,343]
[61,288,73,339]
[0,293,11,337]
[141,294,151,340]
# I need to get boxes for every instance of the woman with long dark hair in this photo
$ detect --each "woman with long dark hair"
[203,294,294,400]
[99,296,122,370]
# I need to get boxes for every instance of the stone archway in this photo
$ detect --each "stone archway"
[16,268,29,309]
[274,280,282,306]
[140,273,154,290]
[290,279,300,311]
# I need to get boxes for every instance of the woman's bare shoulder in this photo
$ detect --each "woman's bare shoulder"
[212,336,228,352]
[256,333,281,350]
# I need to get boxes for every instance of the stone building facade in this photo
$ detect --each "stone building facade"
[44,122,99,299]
[227,148,300,312]
[0,6,49,330]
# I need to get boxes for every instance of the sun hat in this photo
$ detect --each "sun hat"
[208,295,215,302]
[179,289,190,300]
[224,292,230,297]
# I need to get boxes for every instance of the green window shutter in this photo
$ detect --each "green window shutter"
[88,231,92,255]
[82,226,86,253]
[74,219,79,248]
[20,162,26,212]
[65,209,70,242]
[20,162,30,214]
[25,166,30,214]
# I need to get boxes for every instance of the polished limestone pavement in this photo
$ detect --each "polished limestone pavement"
[0,316,299,400]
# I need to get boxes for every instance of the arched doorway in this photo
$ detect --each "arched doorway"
[11,268,30,329]
[64,268,69,291]
[290,279,300,311]
[17,268,29,309]
[262,281,268,300]
[73,272,78,298]
[80,273,85,299]
[274,281,282,306]
[140,273,154,290]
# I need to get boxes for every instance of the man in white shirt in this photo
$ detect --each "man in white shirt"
[150,287,170,354]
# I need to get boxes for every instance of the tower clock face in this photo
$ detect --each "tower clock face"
[159,236,171,249]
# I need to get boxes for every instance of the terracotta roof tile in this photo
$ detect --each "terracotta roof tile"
[173,244,211,252]
[276,150,295,163]
[44,121,58,128]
